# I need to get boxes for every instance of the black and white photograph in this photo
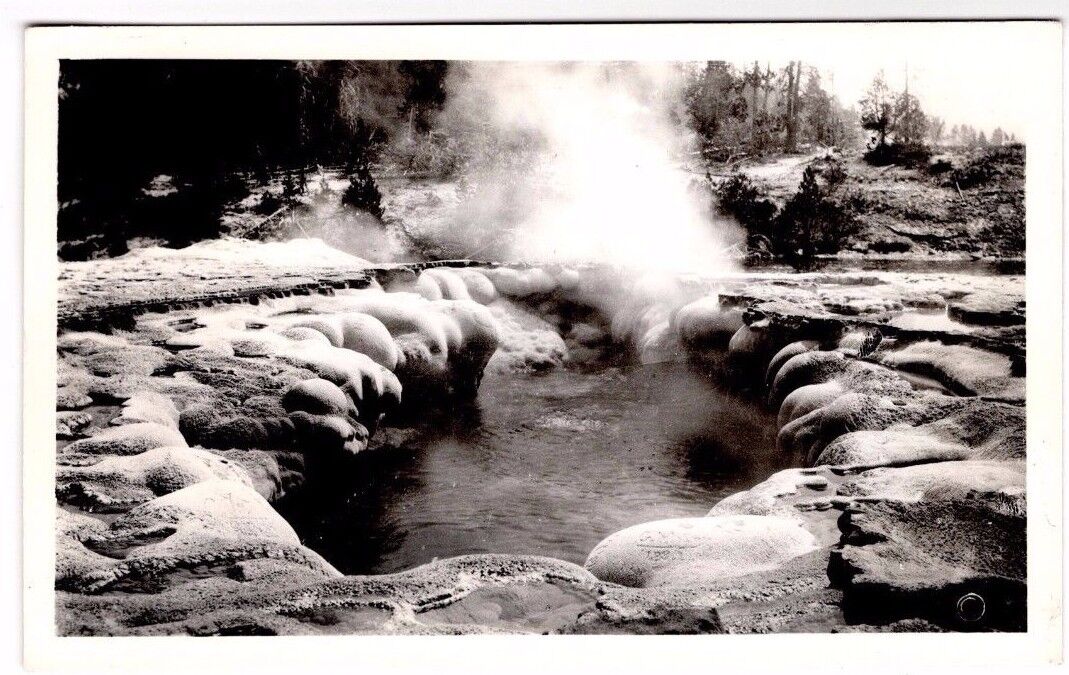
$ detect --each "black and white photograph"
[18,19,1064,671]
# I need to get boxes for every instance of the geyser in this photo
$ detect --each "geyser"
[432,61,744,273]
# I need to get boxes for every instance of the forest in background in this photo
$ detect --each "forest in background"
[58,59,1022,262]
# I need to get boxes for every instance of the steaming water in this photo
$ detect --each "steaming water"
[277,362,790,576]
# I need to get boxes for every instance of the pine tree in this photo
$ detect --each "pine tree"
[775,167,822,260]
[859,71,896,150]
[341,150,384,219]
[927,116,945,147]
[893,90,928,148]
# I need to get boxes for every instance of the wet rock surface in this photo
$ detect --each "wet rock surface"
[53,241,1026,634]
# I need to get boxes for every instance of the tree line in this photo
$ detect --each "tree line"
[686,61,1020,166]
[683,60,863,160]
[58,59,449,258]
[856,70,1019,166]
[58,59,1021,260]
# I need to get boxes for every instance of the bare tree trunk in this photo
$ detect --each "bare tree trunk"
[784,61,802,153]
[749,61,759,147]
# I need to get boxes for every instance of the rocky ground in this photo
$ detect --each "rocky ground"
[54,240,1026,634]
[720,145,1025,260]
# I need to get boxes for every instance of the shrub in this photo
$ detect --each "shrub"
[282,169,304,200]
[945,146,1023,189]
[387,132,463,178]
[927,157,953,175]
[715,172,777,239]
[863,142,931,168]
[774,166,859,261]
[253,190,284,216]
[868,239,911,254]
[819,157,848,187]
[341,157,384,219]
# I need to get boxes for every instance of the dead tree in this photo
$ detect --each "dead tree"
[784,61,803,153]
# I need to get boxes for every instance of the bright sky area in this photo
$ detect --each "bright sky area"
[709,21,1049,138]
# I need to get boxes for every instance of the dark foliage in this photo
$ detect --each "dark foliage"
[714,173,777,239]
[716,164,859,266]
[863,142,931,168]
[341,153,385,219]
[774,166,859,261]
[946,145,1025,189]
[818,157,848,187]
[927,157,953,175]
[868,239,912,254]
[58,60,449,259]
[253,190,285,217]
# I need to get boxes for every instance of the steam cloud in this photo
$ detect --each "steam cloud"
[432,62,743,273]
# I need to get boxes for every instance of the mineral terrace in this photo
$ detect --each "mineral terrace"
[55,240,1026,635]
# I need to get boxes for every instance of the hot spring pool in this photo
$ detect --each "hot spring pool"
[276,362,791,575]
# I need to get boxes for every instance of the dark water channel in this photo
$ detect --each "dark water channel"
[277,362,790,576]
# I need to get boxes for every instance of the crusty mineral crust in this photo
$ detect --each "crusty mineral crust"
[54,249,1026,634]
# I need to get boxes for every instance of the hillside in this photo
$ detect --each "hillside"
[721,145,1025,260]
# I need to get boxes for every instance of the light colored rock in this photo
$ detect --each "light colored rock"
[55,507,113,588]
[839,460,1025,503]
[279,376,371,457]
[57,446,254,509]
[61,480,340,594]
[817,400,1025,469]
[709,468,830,517]
[339,292,452,357]
[482,267,559,298]
[770,350,908,406]
[111,391,180,429]
[412,272,444,300]
[209,449,284,501]
[278,342,401,415]
[286,317,344,347]
[433,300,500,368]
[57,384,93,410]
[338,312,399,370]
[485,299,567,373]
[114,479,300,548]
[423,268,472,302]
[278,325,332,345]
[777,381,844,427]
[675,296,745,349]
[453,268,499,305]
[817,427,969,470]
[584,515,819,588]
[765,340,819,389]
[778,389,967,465]
[947,291,1023,326]
[58,331,171,377]
[875,340,1023,400]
[63,422,188,457]
[281,378,355,418]
[57,410,93,438]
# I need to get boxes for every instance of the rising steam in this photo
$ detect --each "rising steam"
[431,62,743,273]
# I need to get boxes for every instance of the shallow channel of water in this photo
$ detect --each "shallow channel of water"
[277,362,791,576]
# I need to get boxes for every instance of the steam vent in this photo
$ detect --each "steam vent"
[55,242,1026,634]
[43,52,1038,643]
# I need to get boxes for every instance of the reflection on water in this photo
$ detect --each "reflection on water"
[277,362,790,575]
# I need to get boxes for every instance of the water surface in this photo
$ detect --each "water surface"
[278,362,790,575]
